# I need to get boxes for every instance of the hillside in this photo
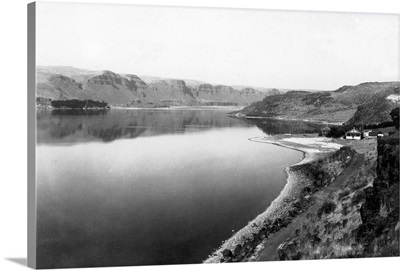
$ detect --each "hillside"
[36,66,278,107]
[239,82,400,125]
[345,91,400,126]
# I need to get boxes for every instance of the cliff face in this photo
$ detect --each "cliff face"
[36,66,272,106]
[357,131,399,256]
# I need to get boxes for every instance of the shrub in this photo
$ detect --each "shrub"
[326,126,346,138]
[341,204,349,216]
[317,201,336,217]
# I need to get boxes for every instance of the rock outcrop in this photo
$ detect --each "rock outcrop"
[357,109,399,256]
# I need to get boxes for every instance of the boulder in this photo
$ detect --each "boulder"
[222,249,233,258]
[233,244,242,257]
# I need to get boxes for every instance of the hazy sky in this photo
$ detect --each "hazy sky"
[36,2,399,90]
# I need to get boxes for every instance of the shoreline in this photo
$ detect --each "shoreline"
[110,105,245,111]
[36,105,246,111]
[204,135,350,263]
[230,113,344,126]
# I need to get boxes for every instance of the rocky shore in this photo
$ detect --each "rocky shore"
[204,135,357,263]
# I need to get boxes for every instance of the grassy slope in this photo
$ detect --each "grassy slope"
[345,85,400,126]
[240,82,400,124]
[264,137,399,260]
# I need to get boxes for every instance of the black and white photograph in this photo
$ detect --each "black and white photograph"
[31,1,400,268]
[2,1,400,270]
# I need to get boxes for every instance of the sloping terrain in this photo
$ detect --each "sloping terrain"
[36,66,276,106]
[345,91,400,126]
[240,82,400,124]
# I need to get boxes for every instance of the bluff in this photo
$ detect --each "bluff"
[357,108,399,256]
[36,66,277,107]
[271,108,399,260]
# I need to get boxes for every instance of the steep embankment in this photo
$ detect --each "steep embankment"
[255,110,399,261]
[205,143,357,263]
[36,66,277,106]
[356,130,399,257]
[273,132,399,260]
[239,82,400,124]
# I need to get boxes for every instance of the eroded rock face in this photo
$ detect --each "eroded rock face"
[49,74,77,83]
[163,79,187,89]
[215,85,235,93]
[357,130,399,255]
[125,74,147,90]
[87,71,149,92]
[87,71,123,87]
[161,79,195,98]
[240,88,257,95]
[198,84,214,94]
[47,74,83,91]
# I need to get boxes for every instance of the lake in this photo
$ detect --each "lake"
[36,108,304,268]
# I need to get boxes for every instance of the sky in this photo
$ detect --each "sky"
[36,1,399,90]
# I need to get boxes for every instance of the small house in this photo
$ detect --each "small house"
[345,128,362,140]
[368,130,384,138]
[363,130,372,138]
[321,126,331,136]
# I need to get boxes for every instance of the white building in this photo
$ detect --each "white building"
[345,128,362,140]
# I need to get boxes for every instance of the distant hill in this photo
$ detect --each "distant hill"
[36,66,278,106]
[139,75,207,88]
[231,85,321,94]
[239,82,400,125]
[37,66,102,83]
[231,85,280,95]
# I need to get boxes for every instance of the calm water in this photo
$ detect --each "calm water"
[36,109,303,268]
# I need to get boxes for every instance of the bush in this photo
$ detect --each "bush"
[326,126,346,138]
[317,201,336,217]
[341,204,349,216]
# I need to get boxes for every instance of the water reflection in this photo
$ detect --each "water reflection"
[36,127,303,268]
[36,109,306,268]
[50,109,108,116]
[247,118,323,135]
[37,109,253,144]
